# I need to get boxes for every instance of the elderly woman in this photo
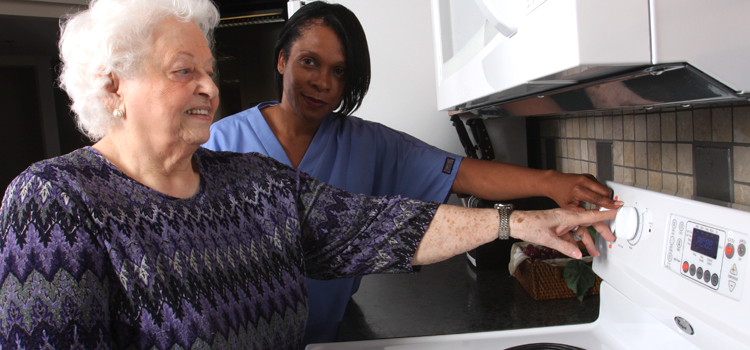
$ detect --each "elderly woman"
[204,1,623,344]
[0,0,615,349]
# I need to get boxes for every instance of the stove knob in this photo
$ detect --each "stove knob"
[615,206,640,241]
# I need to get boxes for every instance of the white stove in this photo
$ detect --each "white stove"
[307,182,750,350]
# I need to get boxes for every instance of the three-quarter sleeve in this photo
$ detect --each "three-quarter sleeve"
[293,170,440,280]
[0,172,113,349]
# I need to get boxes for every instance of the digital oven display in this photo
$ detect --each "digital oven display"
[690,228,720,259]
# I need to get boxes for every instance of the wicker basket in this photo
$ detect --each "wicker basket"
[514,258,602,301]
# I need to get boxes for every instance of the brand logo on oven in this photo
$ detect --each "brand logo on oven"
[674,316,694,335]
[442,157,456,174]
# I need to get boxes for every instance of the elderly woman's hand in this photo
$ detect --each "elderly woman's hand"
[510,208,617,259]
[541,172,622,240]
[412,205,618,266]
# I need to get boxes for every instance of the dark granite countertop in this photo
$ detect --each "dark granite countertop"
[337,254,599,341]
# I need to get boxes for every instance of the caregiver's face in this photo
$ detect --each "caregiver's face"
[119,18,219,147]
[278,22,346,122]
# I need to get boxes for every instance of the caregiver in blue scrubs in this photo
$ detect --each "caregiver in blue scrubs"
[204,2,622,345]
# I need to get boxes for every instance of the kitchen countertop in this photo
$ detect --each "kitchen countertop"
[336,254,599,341]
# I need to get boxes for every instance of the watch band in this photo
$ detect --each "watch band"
[494,203,514,240]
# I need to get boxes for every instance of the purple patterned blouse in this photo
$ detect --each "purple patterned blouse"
[0,147,437,349]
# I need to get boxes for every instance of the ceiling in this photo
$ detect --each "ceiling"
[0,0,88,18]
[214,0,287,17]
[0,0,288,58]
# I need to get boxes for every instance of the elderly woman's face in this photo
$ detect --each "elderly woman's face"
[278,23,346,122]
[118,18,218,147]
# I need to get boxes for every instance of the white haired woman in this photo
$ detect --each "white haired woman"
[0,0,616,348]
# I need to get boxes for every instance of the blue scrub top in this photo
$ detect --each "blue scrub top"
[204,102,462,344]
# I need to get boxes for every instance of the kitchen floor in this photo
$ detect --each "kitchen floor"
[336,254,600,341]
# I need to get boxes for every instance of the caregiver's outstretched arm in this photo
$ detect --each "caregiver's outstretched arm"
[412,205,618,266]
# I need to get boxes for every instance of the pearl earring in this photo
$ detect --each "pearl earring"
[113,109,124,119]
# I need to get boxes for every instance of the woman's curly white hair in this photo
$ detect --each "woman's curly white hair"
[58,0,220,141]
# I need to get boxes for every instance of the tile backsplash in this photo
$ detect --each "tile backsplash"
[528,102,750,212]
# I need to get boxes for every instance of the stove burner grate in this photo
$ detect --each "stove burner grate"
[504,343,586,350]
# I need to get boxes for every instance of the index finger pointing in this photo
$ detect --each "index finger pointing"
[579,207,618,222]
[567,209,617,238]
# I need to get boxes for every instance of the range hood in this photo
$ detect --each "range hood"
[431,0,750,118]
[462,63,748,118]
[213,0,286,27]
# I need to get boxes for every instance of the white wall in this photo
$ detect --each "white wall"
[326,0,465,156]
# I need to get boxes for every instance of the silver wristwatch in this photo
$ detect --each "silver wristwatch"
[494,203,514,240]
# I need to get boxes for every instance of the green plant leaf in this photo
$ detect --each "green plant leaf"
[574,226,598,257]
[587,225,597,242]
[563,260,596,301]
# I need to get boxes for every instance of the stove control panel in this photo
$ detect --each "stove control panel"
[664,214,748,300]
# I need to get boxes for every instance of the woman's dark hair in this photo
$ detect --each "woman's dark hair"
[274,1,370,117]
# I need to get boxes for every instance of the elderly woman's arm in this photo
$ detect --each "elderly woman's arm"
[412,205,617,265]
[0,172,113,349]
[295,161,617,277]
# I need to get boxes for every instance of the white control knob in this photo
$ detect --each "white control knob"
[615,206,640,240]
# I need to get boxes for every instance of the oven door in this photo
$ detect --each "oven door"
[305,282,698,350]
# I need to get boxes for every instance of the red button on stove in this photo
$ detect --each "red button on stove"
[726,243,735,259]
[682,262,689,272]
